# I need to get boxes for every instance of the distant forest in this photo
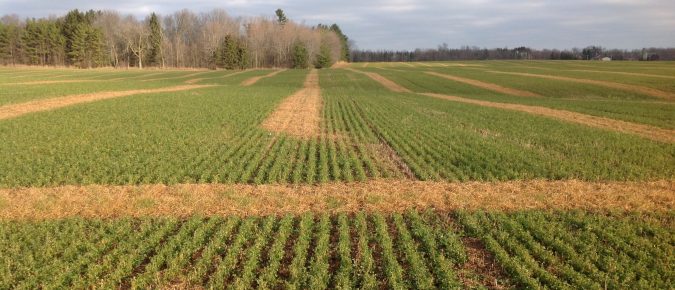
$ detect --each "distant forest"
[0,9,350,69]
[351,44,675,62]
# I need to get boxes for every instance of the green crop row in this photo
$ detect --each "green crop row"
[456,210,674,290]
[321,69,674,181]
[1,210,671,289]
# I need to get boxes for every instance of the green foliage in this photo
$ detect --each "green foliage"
[313,44,331,69]
[291,41,309,69]
[61,9,98,66]
[329,23,350,61]
[0,23,12,62]
[21,19,65,65]
[0,210,671,288]
[275,9,288,25]
[68,23,104,68]
[146,12,163,67]
[457,210,674,290]
[214,35,246,69]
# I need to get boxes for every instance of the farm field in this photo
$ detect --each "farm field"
[0,61,673,289]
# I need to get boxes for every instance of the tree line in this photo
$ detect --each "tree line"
[351,44,675,62]
[0,8,350,69]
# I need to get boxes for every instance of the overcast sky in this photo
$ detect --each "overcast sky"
[1,0,674,50]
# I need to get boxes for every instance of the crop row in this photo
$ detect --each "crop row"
[321,69,673,181]
[457,210,673,290]
[1,210,671,289]
[0,211,468,289]
[0,68,672,187]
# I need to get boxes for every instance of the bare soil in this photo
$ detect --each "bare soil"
[241,69,286,86]
[345,68,412,93]
[421,93,675,143]
[426,71,542,97]
[0,85,214,120]
[1,179,671,220]
[262,69,322,138]
[487,70,675,100]
[459,237,509,289]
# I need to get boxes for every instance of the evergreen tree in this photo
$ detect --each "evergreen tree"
[0,23,10,63]
[61,9,86,65]
[275,9,287,25]
[291,41,308,69]
[146,12,163,67]
[313,44,331,69]
[237,44,248,69]
[215,35,239,69]
[329,24,350,61]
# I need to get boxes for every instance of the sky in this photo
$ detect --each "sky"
[1,0,674,50]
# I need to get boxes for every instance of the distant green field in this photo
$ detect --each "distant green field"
[0,62,673,186]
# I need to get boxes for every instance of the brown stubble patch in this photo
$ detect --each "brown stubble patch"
[0,85,214,120]
[421,93,675,143]
[261,69,322,138]
[240,69,287,86]
[426,71,542,98]
[344,68,412,93]
[566,69,675,80]
[1,179,672,220]
[486,70,675,100]
[458,237,509,290]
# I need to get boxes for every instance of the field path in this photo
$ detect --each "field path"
[1,180,671,219]
[345,68,412,93]
[185,70,251,84]
[566,69,675,80]
[241,69,286,86]
[0,85,213,120]
[421,93,675,143]
[140,71,211,82]
[487,70,675,100]
[426,71,542,97]
[262,69,322,138]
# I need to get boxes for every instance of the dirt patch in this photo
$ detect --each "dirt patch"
[331,61,350,69]
[345,68,412,93]
[486,70,675,100]
[567,69,675,80]
[426,72,541,97]
[421,93,675,143]
[262,69,322,138]
[241,69,286,86]
[1,80,102,86]
[1,179,672,220]
[459,237,508,289]
[0,85,214,120]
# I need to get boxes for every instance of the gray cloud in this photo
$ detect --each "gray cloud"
[1,0,673,50]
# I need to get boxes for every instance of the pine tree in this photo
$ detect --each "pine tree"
[329,24,350,61]
[68,23,88,67]
[146,12,163,67]
[0,23,10,63]
[61,9,86,66]
[216,35,240,70]
[291,41,308,69]
[313,44,331,69]
[275,9,287,25]
[237,44,248,69]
